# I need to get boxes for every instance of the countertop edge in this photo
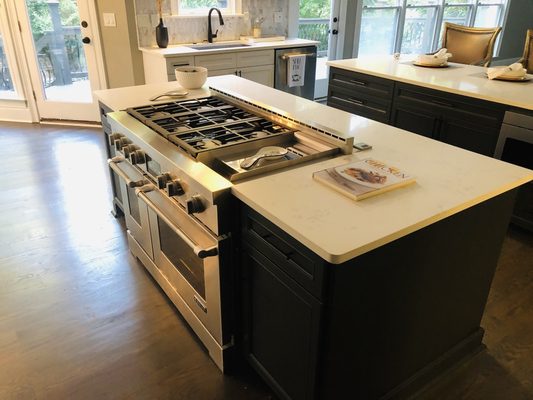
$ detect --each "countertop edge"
[140,39,319,57]
[327,60,533,111]
[232,176,533,264]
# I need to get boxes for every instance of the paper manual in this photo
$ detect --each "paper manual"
[313,158,415,201]
[287,54,306,87]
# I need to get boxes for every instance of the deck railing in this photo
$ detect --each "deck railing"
[298,18,329,57]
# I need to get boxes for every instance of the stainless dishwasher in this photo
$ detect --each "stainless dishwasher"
[275,46,317,100]
[494,111,533,232]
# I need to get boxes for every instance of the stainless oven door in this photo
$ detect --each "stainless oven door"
[136,185,226,344]
[108,158,154,258]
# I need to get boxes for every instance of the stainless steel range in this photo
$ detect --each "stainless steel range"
[106,88,353,371]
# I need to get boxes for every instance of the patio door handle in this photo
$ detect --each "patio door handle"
[82,37,91,44]
[331,29,338,35]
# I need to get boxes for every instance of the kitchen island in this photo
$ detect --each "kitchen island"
[95,76,532,400]
[326,56,533,157]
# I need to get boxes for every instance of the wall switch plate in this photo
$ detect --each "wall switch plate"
[103,13,116,27]
[274,12,283,23]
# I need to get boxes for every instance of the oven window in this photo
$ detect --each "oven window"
[127,186,141,225]
[112,171,123,203]
[158,217,206,299]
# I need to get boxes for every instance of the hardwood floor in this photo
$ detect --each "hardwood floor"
[0,122,272,400]
[0,122,531,400]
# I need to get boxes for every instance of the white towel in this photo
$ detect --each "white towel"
[287,54,306,88]
[486,63,525,80]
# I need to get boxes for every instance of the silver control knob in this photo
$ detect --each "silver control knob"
[156,173,172,189]
[115,137,130,151]
[122,144,138,158]
[108,133,123,147]
[186,195,205,214]
[166,179,185,197]
[130,150,146,165]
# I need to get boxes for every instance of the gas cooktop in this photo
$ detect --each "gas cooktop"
[127,96,296,158]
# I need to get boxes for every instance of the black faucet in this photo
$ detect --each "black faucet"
[207,8,224,43]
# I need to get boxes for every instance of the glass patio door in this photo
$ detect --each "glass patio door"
[15,0,104,121]
[298,0,342,100]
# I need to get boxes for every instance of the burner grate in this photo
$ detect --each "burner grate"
[127,96,297,157]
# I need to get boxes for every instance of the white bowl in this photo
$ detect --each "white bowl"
[174,66,208,89]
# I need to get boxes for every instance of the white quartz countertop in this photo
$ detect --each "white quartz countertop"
[94,81,210,111]
[139,38,318,57]
[94,76,533,264]
[327,56,533,111]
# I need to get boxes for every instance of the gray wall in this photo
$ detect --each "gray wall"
[497,0,533,61]
[96,0,145,88]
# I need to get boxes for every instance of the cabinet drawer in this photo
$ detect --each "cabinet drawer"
[395,83,505,129]
[165,56,194,75]
[237,50,274,67]
[329,67,394,100]
[195,53,237,70]
[328,85,391,123]
[241,205,326,300]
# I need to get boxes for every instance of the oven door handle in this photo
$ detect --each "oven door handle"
[107,158,148,188]
[136,185,218,259]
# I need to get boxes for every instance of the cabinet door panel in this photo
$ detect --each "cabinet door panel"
[237,50,274,67]
[240,65,274,87]
[242,246,322,400]
[439,118,499,156]
[208,68,238,77]
[391,104,439,138]
[195,53,237,70]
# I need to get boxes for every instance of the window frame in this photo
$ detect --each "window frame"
[357,0,509,56]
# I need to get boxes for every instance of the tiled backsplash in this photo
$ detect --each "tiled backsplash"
[134,0,289,47]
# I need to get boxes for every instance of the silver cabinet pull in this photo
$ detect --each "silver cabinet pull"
[136,185,218,259]
[280,53,316,60]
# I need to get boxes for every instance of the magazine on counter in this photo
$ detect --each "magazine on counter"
[313,158,415,201]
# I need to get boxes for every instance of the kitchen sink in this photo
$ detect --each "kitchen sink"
[187,43,252,50]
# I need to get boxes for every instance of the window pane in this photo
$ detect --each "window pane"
[363,0,400,6]
[401,7,438,54]
[407,0,440,5]
[26,0,91,103]
[181,0,228,10]
[474,5,502,27]
[0,32,15,99]
[443,5,472,26]
[359,8,399,55]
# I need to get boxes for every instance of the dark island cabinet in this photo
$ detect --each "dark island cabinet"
[327,67,394,123]
[238,189,518,400]
[392,83,506,156]
[328,68,508,156]
[240,205,326,400]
